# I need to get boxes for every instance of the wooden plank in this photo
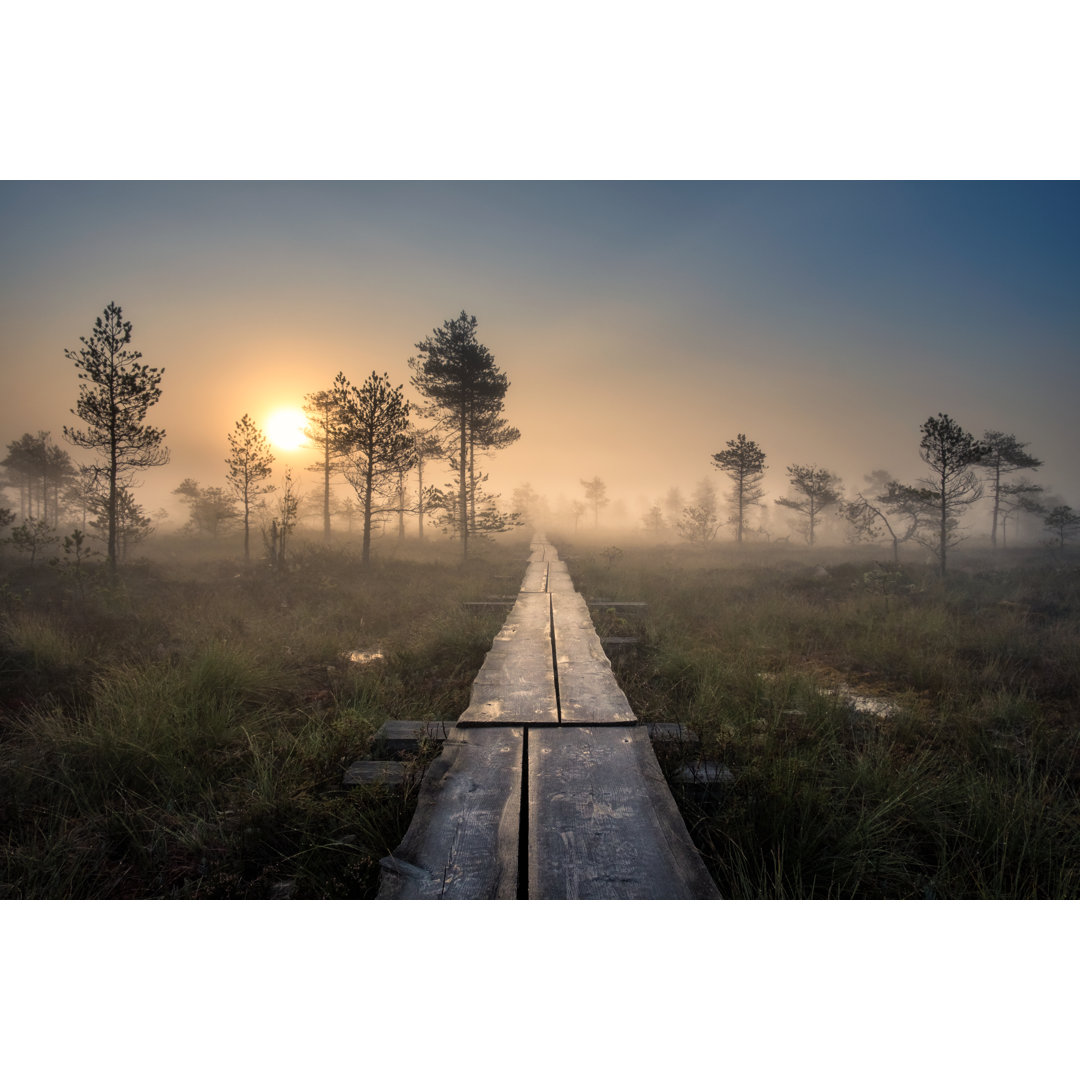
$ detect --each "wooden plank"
[669,760,735,786]
[458,592,558,725]
[551,591,635,725]
[343,760,408,787]
[377,728,523,899]
[647,722,700,745]
[520,561,548,593]
[375,719,456,754]
[528,727,720,899]
[545,561,575,592]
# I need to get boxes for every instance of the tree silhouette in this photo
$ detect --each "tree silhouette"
[331,371,414,564]
[409,312,516,557]
[302,388,341,541]
[675,479,719,544]
[580,477,609,527]
[63,302,169,570]
[979,431,1042,549]
[776,465,842,546]
[173,479,240,537]
[842,477,933,562]
[226,414,275,562]
[1043,505,1080,547]
[917,413,985,575]
[712,434,767,543]
[2,432,78,527]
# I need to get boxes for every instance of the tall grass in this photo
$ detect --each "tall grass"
[558,537,1080,899]
[0,531,525,898]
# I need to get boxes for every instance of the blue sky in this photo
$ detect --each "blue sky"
[2,180,1076,531]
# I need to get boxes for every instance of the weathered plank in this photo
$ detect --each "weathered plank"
[669,760,735,786]
[545,561,576,593]
[377,728,523,899]
[343,760,408,787]
[375,718,456,754]
[646,722,701,745]
[458,592,558,726]
[528,727,720,899]
[520,561,548,593]
[551,591,636,725]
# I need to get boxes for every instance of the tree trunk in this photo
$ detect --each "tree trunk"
[459,407,468,559]
[989,459,1001,549]
[417,454,425,540]
[323,438,331,541]
[939,478,948,576]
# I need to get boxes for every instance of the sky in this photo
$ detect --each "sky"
[1,180,1076,533]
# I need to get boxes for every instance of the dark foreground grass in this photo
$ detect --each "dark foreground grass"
[1,532,527,899]
[557,537,1080,899]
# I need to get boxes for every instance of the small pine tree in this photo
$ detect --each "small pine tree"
[712,434,767,543]
[917,414,985,575]
[226,415,275,562]
[776,465,843,546]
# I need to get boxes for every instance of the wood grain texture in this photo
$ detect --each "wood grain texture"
[545,561,576,593]
[528,727,720,899]
[343,760,408,787]
[551,591,636,725]
[375,719,456,754]
[520,561,549,593]
[377,728,523,899]
[458,592,558,726]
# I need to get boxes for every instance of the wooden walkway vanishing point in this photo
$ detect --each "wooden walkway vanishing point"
[377,537,721,900]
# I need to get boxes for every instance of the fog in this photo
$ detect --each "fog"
[2,181,1077,541]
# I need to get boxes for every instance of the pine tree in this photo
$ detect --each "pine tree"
[917,414,985,575]
[711,434,767,543]
[409,312,517,557]
[302,388,341,541]
[776,465,842,546]
[979,431,1042,548]
[331,371,413,564]
[580,477,609,527]
[63,303,168,570]
[226,414,275,561]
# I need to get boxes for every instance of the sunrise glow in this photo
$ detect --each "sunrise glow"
[265,408,307,451]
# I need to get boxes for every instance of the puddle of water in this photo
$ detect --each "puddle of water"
[759,672,902,719]
[833,684,901,719]
[346,649,385,664]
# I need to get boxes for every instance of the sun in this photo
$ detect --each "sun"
[265,407,308,451]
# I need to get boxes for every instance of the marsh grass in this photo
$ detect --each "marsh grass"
[1,531,524,898]
[559,537,1080,899]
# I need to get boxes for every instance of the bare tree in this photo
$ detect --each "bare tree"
[712,433,767,543]
[63,302,169,570]
[226,414,275,562]
[776,465,843,546]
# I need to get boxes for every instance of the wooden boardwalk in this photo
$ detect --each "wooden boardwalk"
[377,538,720,900]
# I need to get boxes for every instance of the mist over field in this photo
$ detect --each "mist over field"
[2,181,1077,551]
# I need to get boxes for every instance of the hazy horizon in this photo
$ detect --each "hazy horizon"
[2,180,1077,542]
